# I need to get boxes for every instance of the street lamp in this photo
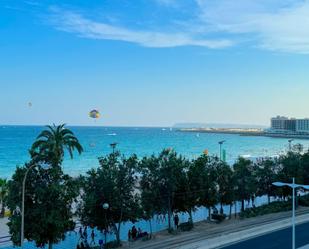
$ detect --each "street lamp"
[288,139,294,151]
[103,203,109,246]
[218,140,226,160]
[21,162,50,248]
[272,178,309,249]
[110,143,118,154]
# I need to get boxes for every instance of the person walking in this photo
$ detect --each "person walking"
[128,229,132,241]
[131,226,137,240]
[79,227,83,239]
[90,229,96,246]
[174,214,179,229]
[83,226,88,239]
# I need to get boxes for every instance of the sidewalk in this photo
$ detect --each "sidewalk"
[0,217,9,237]
[0,217,10,247]
[122,207,309,249]
[2,208,309,249]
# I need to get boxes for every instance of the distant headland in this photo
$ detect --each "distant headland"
[177,117,309,139]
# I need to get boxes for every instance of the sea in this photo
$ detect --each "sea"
[1,125,308,249]
[2,125,309,178]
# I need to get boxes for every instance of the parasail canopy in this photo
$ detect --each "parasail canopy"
[89,109,100,119]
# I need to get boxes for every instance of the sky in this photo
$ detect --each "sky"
[1,0,309,127]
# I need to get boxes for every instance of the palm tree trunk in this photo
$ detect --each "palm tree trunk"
[189,209,193,225]
[117,222,121,245]
[234,201,237,218]
[167,195,172,231]
[208,207,211,221]
[241,199,245,212]
[149,219,153,238]
[229,204,232,219]
[48,241,53,249]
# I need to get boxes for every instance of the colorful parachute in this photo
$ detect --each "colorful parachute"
[89,109,100,119]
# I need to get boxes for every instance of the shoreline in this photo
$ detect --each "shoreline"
[179,128,309,139]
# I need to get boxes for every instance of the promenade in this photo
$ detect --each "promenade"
[2,207,309,248]
[123,207,309,249]
[0,217,10,247]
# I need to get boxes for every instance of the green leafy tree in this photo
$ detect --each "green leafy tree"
[156,149,189,230]
[80,152,140,245]
[7,124,82,249]
[7,161,80,249]
[255,158,278,204]
[277,152,302,200]
[139,155,164,235]
[190,155,218,220]
[233,157,256,212]
[215,161,234,218]
[301,151,309,184]
[139,149,189,231]
[279,152,302,182]
[171,158,194,223]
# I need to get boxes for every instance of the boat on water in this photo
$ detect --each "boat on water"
[107,133,117,136]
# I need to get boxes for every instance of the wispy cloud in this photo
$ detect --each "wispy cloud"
[196,0,309,53]
[48,7,233,49]
[47,1,309,53]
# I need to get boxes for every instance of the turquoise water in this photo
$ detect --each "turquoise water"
[1,125,309,178]
[0,126,307,249]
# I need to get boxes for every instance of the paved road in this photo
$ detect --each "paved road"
[221,221,309,249]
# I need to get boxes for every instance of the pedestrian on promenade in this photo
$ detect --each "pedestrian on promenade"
[98,239,104,249]
[131,226,137,240]
[174,214,179,229]
[79,227,83,239]
[83,226,88,239]
[90,229,95,246]
[128,229,132,241]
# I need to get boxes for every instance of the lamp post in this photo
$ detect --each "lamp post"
[288,139,294,151]
[103,203,109,247]
[110,143,118,154]
[218,140,226,161]
[21,162,50,248]
[272,178,309,249]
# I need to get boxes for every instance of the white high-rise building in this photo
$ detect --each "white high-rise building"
[271,116,289,131]
[296,119,309,134]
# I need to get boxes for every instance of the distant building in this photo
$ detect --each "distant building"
[270,116,309,134]
[271,116,290,131]
[284,119,296,132]
[296,119,309,133]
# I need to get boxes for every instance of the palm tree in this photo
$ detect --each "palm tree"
[31,124,83,165]
[0,178,8,217]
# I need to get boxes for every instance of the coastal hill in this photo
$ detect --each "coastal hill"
[173,122,267,129]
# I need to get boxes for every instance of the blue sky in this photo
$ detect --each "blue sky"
[1,0,309,126]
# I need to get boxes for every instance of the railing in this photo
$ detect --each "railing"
[0,235,11,245]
